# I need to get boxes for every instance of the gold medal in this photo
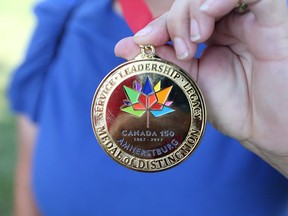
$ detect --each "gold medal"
[91,45,206,172]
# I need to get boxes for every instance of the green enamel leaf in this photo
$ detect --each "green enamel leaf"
[123,86,140,104]
[121,106,146,117]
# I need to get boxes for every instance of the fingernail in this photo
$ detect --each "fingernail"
[174,37,189,60]
[190,19,201,42]
[200,0,212,12]
[200,4,209,11]
[134,25,152,37]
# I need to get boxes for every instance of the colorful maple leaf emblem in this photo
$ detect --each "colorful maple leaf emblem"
[121,77,175,128]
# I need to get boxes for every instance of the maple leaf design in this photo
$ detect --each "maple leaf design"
[121,77,175,128]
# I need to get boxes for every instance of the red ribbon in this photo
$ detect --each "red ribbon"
[118,0,153,34]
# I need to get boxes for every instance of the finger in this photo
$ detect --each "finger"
[189,0,215,43]
[133,13,170,46]
[200,0,288,26]
[115,37,140,60]
[166,1,197,60]
[153,0,216,55]
[114,36,199,80]
[134,4,198,61]
[199,0,239,17]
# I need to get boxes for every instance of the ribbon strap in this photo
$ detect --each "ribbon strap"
[118,0,153,33]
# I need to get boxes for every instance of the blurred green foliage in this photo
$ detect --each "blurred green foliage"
[0,0,34,215]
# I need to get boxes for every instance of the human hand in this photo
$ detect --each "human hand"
[114,0,288,177]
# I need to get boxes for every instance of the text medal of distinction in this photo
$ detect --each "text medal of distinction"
[91,45,206,172]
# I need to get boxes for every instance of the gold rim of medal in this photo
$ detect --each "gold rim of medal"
[91,45,206,172]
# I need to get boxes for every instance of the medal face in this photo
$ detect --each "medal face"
[91,45,206,172]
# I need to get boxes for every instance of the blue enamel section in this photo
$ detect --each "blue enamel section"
[142,77,154,95]
[150,106,175,117]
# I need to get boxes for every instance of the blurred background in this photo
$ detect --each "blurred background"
[0,0,34,215]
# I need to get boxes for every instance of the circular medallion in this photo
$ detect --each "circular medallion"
[91,45,206,172]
